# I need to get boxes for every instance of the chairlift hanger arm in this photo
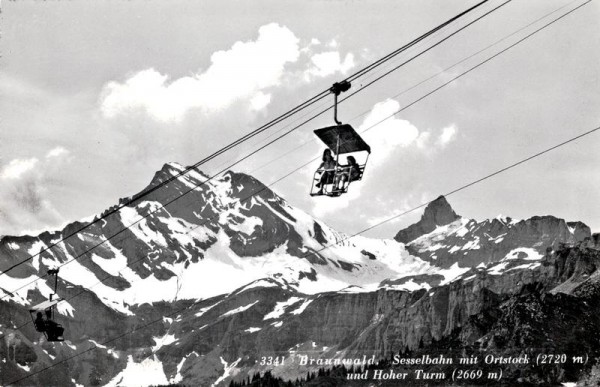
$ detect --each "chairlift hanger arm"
[330,81,352,125]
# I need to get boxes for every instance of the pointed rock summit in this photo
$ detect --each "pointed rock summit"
[394,195,460,243]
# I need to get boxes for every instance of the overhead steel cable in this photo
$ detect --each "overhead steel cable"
[249,0,575,175]
[337,125,600,239]
[232,0,513,175]
[0,0,492,279]
[262,0,593,179]
[344,0,490,83]
[356,0,593,137]
[6,2,594,382]
[0,0,503,293]
[216,0,508,170]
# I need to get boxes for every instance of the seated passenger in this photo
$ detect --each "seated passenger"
[34,312,46,332]
[44,309,64,340]
[46,320,64,341]
[315,149,336,194]
[334,156,361,190]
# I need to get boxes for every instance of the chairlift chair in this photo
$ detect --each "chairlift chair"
[310,81,371,197]
[29,269,65,342]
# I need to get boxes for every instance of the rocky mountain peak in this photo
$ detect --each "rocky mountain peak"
[422,195,460,227]
[394,195,460,244]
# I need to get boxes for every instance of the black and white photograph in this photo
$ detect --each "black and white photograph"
[1,0,600,385]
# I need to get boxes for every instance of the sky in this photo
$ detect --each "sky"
[1,0,599,239]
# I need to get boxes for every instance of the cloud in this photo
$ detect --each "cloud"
[100,23,300,122]
[100,23,360,124]
[357,100,458,158]
[0,158,39,179]
[304,51,355,79]
[46,146,69,158]
[358,99,421,165]
[438,124,457,147]
[0,148,71,236]
[415,131,432,149]
[249,91,272,112]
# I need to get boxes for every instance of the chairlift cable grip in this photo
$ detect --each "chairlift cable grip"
[330,81,351,125]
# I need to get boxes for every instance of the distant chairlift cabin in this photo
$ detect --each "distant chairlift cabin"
[29,269,65,342]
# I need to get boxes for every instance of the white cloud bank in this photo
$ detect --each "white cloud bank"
[0,148,71,236]
[359,99,421,163]
[304,51,355,79]
[438,124,457,147]
[100,23,357,123]
[101,23,300,122]
[46,146,69,158]
[0,158,39,179]
[360,99,459,162]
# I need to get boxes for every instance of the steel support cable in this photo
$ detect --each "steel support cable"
[0,1,490,279]
[7,2,594,381]
[245,0,525,175]
[235,0,492,154]
[341,125,600,240]
[211,27,442,172]
[224,6,474,164]
[357,0,592,137]
[344,0,490,83]
[220,0,507,170]
[210,0,512,180]
[0,1,503,298]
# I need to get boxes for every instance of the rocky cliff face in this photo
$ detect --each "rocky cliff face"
[0,164,596,386]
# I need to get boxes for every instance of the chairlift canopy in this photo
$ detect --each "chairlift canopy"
[30,298,61,313]
[314,124,371,155]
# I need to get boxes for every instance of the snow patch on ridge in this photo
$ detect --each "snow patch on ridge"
[380,278,431,291]
[230,216,262,235]
[264,297,303,320]
[290,299,313,315]
[222,300,259,317]
[120,203,168,247]
[502,247,543,261]
[439,263,471,284]
[105,355,168,387]
[152,333,178,352]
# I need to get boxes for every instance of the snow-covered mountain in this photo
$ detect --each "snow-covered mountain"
[0,162,446,316]
[0,162,596,386]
